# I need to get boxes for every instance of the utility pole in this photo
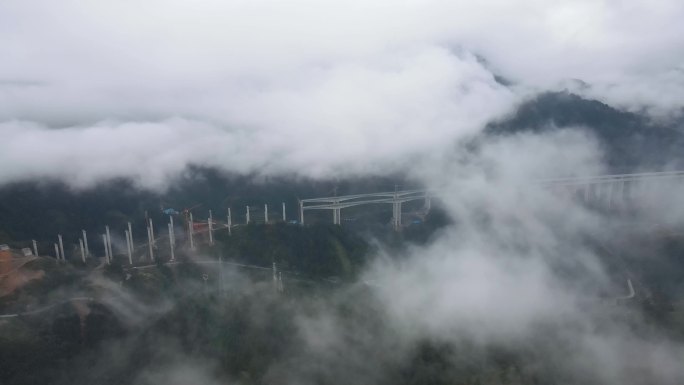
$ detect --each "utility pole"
[282,202,286,222]
[32,240,38,258]
[82,230,89,257]
[264,204,268,224]
[246,206,250,224]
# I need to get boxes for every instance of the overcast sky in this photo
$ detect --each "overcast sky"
[1,0,683,188]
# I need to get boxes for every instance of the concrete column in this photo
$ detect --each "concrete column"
[127,222,133,251]
[246,206,250,224]
[282,202,286,222]
[584,184,589,202]
[105,226,113,264]
[125,229,133,264]
[264,204,268,224]
[227,208,232,236]
[147,226,154,262]
[54,243,60,261]
[32,240,38,258]
[189,212,195,250]
[299,200,304,225]
[79,239,86,263]
[149,219,155,247]
[168,222,175,261]
[607,181,614,209]
[82,230,89,257]
[102,234,110,264]
[58,234,65,261]
[272,262,277,291]
[208,210,214,245]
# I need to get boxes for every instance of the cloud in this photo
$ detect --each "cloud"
[290,131,684,384]
[1,1,683,187]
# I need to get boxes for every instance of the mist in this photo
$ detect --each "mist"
[1,1,684,188]
[2,1,684,384]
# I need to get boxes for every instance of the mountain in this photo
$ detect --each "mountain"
[488,91,684,170]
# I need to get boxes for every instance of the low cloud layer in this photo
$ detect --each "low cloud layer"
[1,1,684,187]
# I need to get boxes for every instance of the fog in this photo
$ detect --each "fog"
[2,1,684,384]
[1,1,684,187]
[23,128,680,384]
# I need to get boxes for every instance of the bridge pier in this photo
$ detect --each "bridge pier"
[333,199,341,225]
[299,200,304,225]
[392,201,402,231]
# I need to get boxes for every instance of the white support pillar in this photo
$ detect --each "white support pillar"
[102,234,110,264]
[282,202,286,222]
[127,222,134,250]
[82,230,89,257]
[147,225,154,262]
[272,262,278,291]
[149,219,155,248]
[54,243,60,261]
[105,226,113,263]
[227,208,232,236]
[168,221,175,261]
[208,210,214,245]
[299,200,304,225]
[278,272,283,293]
[32,240,38,258]
[189,212,195,250]
[584,184,590,202]
[391,200,402,231]
[607,181,614,209]
[264,204,268,224]
[332,200,340,225]
[79,239,86,264]
[246,206,250,224]
[58,234,65,261]
[125,229,133,265]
